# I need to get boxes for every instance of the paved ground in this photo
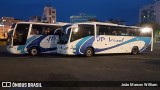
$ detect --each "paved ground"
[0,44,160,90]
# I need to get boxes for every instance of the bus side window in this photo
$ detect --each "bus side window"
[51,26,62,35]
[119,27,126,36]
[44,28,50,35]
[54,29,62,35]
[126,28,137,36]
[31,29,39,35]
[110,26,118,36]
[112,31,117,35]
[97,25,111,35]
[117,31,122,36]
[88,29,94,35]
[31,25,44,35]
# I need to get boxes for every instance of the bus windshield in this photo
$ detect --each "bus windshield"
[13,24,30,46]
[58,25,71,44]
[70,24,94,42]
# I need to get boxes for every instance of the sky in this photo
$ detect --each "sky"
[0,0,154,25]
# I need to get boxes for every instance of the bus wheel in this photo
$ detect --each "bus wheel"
[131,46,139,55]
[29,47,39,56]
[84,47,94,57]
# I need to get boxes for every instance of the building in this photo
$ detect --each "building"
[29,16,41,22]
[70,13,97,23]
[0,17,25,39]
[139,1,160,24]
[139,0,160,43]
[42,6,56,23]
[0,25,10,39]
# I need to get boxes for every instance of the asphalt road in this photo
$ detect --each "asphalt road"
[0,44,160,90]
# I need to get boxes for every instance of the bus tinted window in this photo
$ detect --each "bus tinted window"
[31,24,61,35]
[13,24,30,46]
[110,26,126,36]
[54,29,63,35]
[79,25,94,36]
[119,27,126,36]
[126,28,137,36]
[97,25,111,35]
[71,25,94,42]
[50,26,61,35]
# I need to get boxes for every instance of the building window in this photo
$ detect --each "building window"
[52,16,55,18]
[49,17,52,23]
[49,8,52,15]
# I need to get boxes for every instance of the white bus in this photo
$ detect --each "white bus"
[7,22,66,56]
[57,22,153,57]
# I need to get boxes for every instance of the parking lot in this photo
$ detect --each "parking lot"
[0,44,160,81]
[0,44,160,90]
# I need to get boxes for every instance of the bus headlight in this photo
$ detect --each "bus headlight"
[141,27,152,33]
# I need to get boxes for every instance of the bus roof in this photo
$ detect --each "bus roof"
[16,22,68,26]
[71,22,140,28]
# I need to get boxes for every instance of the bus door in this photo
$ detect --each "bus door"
[13,24,30,46]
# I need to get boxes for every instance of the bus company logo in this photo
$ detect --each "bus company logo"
[2,82,11,87]
[97,37,105,42]
[47,36,56,42]
[109,37,124,42]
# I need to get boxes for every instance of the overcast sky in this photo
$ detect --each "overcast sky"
[0,0,154,25]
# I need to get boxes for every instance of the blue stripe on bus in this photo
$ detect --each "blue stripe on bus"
[75,36,93,54]
[94,37,151,53]
[26,35,57,53]
[138,37,151,52]
[17,36,38,54]
[79,36,95,54]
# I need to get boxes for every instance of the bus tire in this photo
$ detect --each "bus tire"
[29,47,39,56]
[84,47,94,57]
[131,46,139,55]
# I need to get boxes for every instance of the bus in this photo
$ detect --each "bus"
[7,22,66,56]
[57,22,153,57]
